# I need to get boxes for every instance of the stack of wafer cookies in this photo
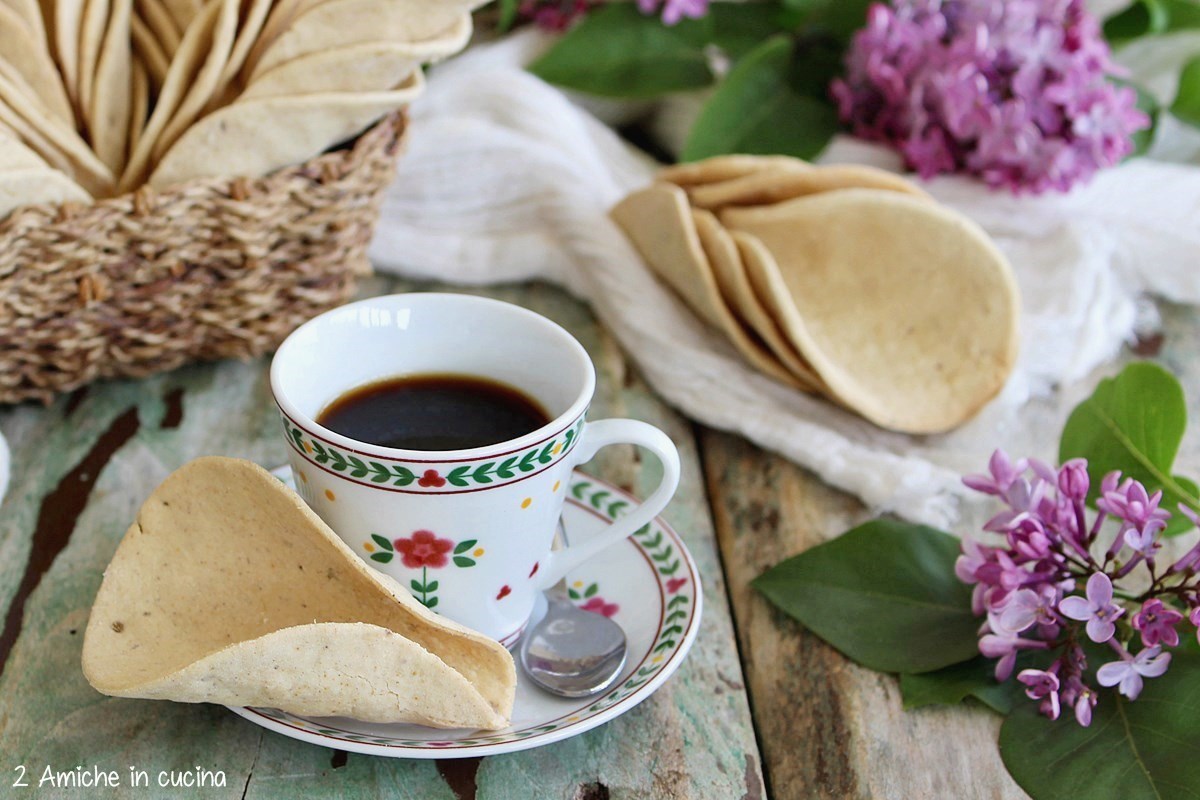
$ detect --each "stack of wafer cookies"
[611,155,1020,435]
[0,0,479,217]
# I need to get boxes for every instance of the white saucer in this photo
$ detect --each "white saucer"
[227,468,702,758]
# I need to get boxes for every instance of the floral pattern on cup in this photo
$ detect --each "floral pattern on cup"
[364,532,481,609]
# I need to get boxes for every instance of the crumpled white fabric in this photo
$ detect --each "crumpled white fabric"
[367,29,1200,529]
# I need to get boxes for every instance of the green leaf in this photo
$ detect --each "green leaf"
[752,519,978,673]
[453,556,475,568]
[371,533,393,552]
[1105,0,1170,43]
[496,0,519,32]
[568,588,581,600]
[369,552,393,564]
[1058,362,1199,534]
[1171,55,1200,130]
[411,579,424,592]
[899,656,1023,715]
[1105,0,1200,45]
[426,580,438,592]
[682,36,840,162]
[446,466,470,487]
[454,539,478,555]
[798,0,873,40]
[584,583,598,598]
[707,2,790,59]
[528,3,714,98]
[999,653,1200,800]
[425,596,438,609]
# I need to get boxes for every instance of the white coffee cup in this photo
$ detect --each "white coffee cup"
[270,293,681,646]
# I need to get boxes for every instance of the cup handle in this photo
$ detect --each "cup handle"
[536,418,681,589]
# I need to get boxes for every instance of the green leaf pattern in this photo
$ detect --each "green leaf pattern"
[282,416,583,491]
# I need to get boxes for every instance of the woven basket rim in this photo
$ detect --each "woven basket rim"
[0,111,407,234]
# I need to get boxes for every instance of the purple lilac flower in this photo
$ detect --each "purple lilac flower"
[963,450,1028,496]
[1018,668,1061,720]
[1096,646,1171,700]
[1098,480,1170,557]
[979,631,1047,681]
[1057,459,1090,502]
[991,585,1059,636]
[1192,607,1200,644]
[1132,599,1184,648]
[830,0,1149,194]
[1070,682,1097,725]
[1059,573,1123,643]
[636,0,708,25]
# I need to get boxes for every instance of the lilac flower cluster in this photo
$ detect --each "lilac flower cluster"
[957,451,1200,725]
[830,0,1149,193]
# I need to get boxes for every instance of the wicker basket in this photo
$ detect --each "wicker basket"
[0,112,407,405]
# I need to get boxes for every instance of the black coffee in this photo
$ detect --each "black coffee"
[316,373,551,451]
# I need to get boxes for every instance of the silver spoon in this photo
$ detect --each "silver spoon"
[519,522,627,698]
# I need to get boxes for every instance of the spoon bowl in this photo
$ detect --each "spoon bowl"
[519,596,628,698]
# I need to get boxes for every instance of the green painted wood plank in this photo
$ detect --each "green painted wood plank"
[0,278,762,800]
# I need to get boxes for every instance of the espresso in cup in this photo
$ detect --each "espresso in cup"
[317,373,551,451]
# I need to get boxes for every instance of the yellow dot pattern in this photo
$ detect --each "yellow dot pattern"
[324,489,336,501]
[473,548,485,557]
[298,470,307,483]
[521,497,532,509]
[364,542,375,553]
[552,480,561,492]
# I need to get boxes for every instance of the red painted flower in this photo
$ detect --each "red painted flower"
[496,585,512,600]
[666,577,688,594]
[394,530,454,569]
[418,469,446,488]
[580,596,619,618]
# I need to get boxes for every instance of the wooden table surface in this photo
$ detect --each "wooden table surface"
[6,276,1188,799]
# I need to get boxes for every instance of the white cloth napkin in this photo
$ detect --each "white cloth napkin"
[367,30,1200,529]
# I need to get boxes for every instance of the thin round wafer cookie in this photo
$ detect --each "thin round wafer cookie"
[250,0,477,78]
[88,0,131,173]
[610,183,807,390]
[241,16,470,100]
[658,154,807,187]
[0,3,73,123]
[689,164,932,210]
[722,189,1019,434]
[691,208,823,391]
[149,73,424,188]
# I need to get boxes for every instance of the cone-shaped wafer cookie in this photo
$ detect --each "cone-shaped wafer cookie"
[82,457,516,729]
